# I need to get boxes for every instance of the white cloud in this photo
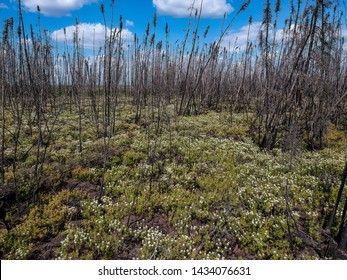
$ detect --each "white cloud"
[0,3,9,9]
[51,23,134,50]
[125,20,134,27]
[223,22,262,51]
[223,22,347,54]
[153,0,233,18]
[22,0,99,17]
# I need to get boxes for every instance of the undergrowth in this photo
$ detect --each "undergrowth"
[0,104,346,260]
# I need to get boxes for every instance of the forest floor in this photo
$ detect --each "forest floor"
[1,101,347,259]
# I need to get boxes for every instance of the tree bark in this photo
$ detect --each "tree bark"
[326,161,347,231]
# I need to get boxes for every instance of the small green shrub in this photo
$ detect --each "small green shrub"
[122,150,146,166]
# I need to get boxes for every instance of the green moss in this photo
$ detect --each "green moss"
[122,150,146,166]
[324,127,347,150]
[1,190,87,259]
[71,167,100,183]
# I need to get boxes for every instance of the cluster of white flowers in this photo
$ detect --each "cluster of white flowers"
[9,243,32,260]
[58,205,77,222]
[108,219,125,234]
[81,199,103,217]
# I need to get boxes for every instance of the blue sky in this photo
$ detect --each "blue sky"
[0,0,344,53]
